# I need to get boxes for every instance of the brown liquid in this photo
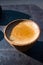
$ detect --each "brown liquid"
[10,22,35,41]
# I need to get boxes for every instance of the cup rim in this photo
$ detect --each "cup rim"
[4,19,40,46]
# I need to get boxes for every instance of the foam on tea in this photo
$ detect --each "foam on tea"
[10,20,40,45]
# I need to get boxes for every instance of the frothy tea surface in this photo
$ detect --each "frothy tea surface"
[10,20,40,45]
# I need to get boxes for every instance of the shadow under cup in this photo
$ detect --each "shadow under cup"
[4,19,40,52]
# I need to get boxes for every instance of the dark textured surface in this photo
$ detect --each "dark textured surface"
[0,49,43,65]
[0,31,4,41]
[0,5,43,65]
[24,41,43,63]
[0,6,2,19]
[0,10,31,25]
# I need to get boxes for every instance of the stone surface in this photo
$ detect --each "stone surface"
[0,0,43,9]
[0,47,43,65]
[0,5,43,65]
